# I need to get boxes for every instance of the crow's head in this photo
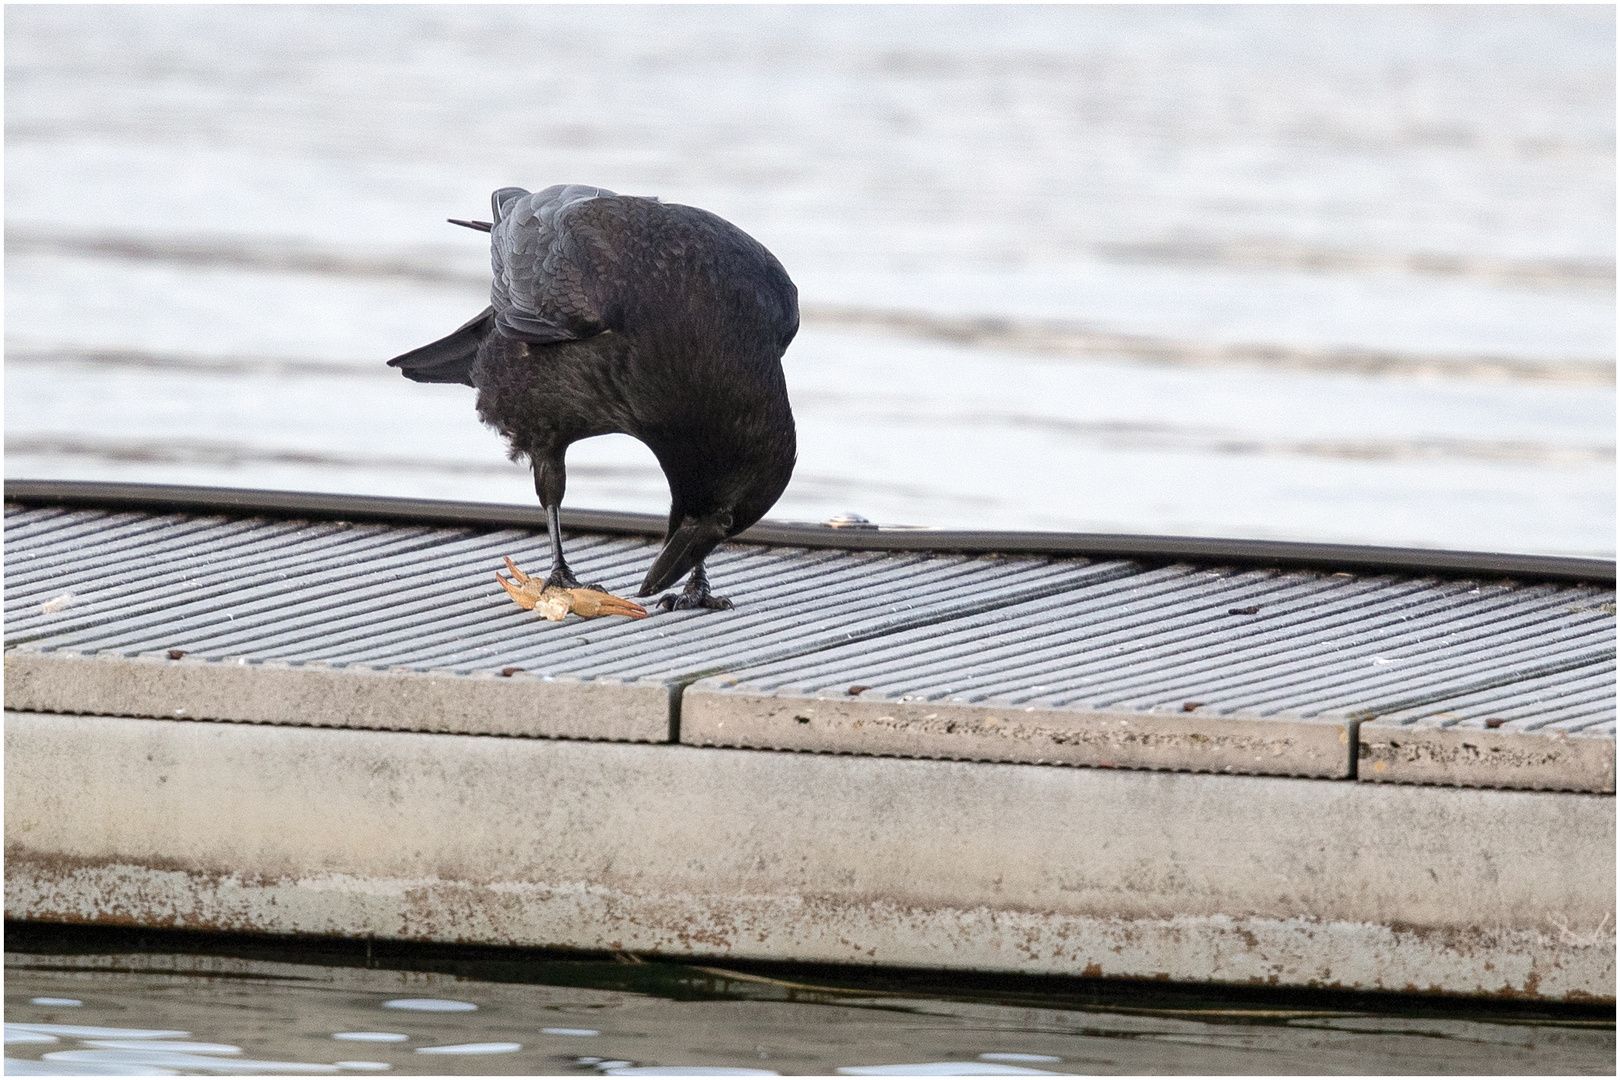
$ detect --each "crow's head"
[638,419,796,597]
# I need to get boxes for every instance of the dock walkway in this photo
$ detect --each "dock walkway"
[4,481,1614,1001]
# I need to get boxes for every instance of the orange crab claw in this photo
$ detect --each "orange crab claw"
[566,588,650,619]
[496,569,541,611]
[495,557,649,621]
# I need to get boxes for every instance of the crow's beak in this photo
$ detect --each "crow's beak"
[448,218,493,232]
[639,512,732,596]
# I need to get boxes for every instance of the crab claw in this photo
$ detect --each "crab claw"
[565,588,650,620]
[496,557,545,611]
[496,557,648,621]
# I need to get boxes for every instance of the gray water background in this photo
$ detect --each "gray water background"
[5,5,1615,555]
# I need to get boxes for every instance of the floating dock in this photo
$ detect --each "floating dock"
[4,481,1614,1001]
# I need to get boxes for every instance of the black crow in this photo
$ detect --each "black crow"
[388,184,798,614]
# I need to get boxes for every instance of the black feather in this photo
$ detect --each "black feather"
[388,184,798,609]
[386,307,492,386]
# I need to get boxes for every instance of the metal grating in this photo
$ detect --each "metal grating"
[690,565,1613,717]
[1355,659,1616,792]
[4,505,1118,680]
[1371,661,1616,737]
[5,490,1615,790]
[684,561,1615,789]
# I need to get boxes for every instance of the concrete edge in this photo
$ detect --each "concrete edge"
[1358,720,1617,794]
[2,649,670,742]
[9,651,1613,792]
[681,684,1355,778]
[6,711,1613,1001]
[10,860,1612,1003]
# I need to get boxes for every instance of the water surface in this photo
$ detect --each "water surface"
[4,6,1613,555]
[4,934,1614,1076]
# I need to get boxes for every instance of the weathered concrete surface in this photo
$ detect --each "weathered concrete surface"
[683,685,1354,778]
[2,650,668,742]
[1359,719,1616,794]
[7,711,1613,1000]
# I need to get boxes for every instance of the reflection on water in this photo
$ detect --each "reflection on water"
[415,1042,523,1056]
[2,929,1613,1076]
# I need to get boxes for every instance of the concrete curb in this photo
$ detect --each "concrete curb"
[6,711,1613,1001]
[11,651,1614,791]
[2,650,669,742]
[1359,719,1616,793]
[683,685,1355,778]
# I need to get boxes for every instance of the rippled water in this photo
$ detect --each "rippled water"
[4,5,1614,555]
[4,934,1614,1076]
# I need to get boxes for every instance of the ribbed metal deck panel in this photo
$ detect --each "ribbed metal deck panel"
[686,565,1616,789]
[5,505,1110,676]
[1357,660,1617,791]
[3,501,1119,743]
[1374,662,1617,735]
[5,491,1615,790]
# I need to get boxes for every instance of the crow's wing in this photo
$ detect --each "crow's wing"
[488,184,629,345]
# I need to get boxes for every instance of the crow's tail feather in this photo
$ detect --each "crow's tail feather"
[386,307,493,386]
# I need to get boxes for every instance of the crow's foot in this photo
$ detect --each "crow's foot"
[498,557,647,621]
[657,592,735,612]
[655,574,735,613]
[544,566,608,594]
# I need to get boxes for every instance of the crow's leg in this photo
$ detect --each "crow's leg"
[534,451,606,592]
[656,561,734,612]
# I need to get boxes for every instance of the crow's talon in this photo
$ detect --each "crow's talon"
[544,568,585,590]
[541,565,608,594]
[656,592,734,612]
